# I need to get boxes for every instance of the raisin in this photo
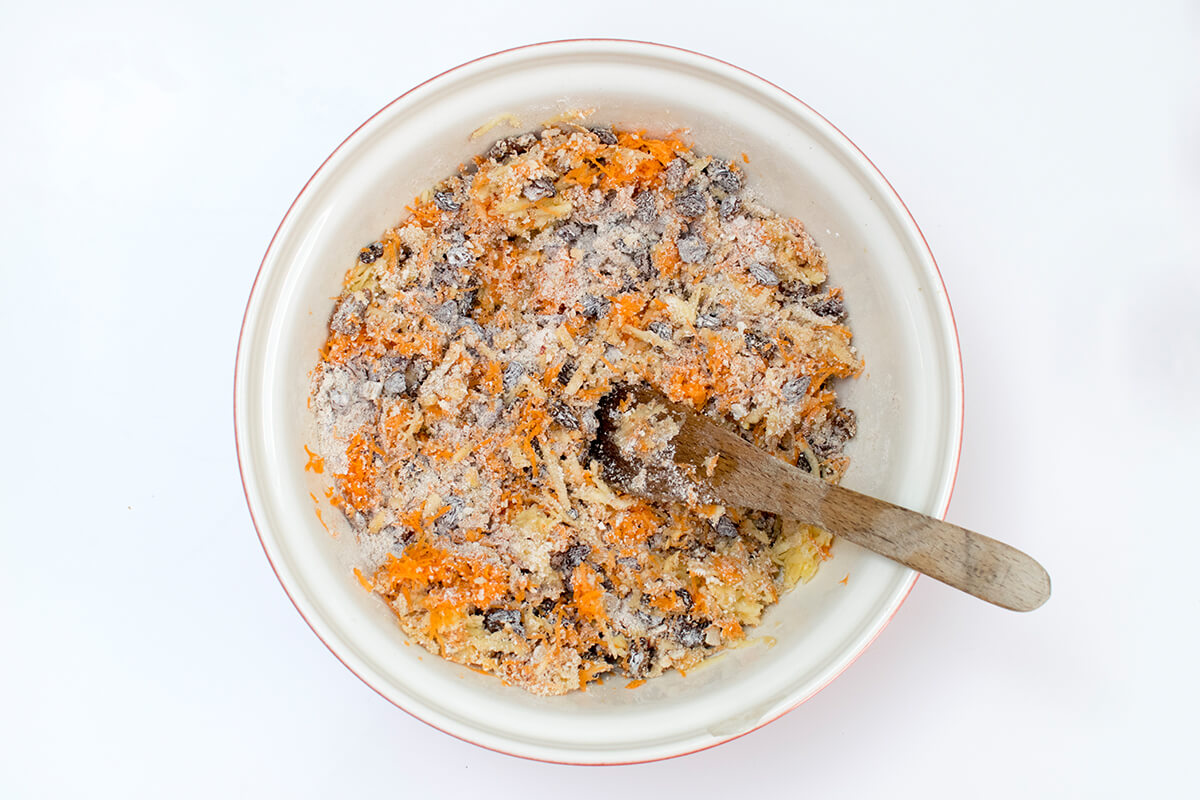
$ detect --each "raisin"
[580,293,610,319]
[380,524,414,546]
[675,589,694,610]
[695,312,721,330]
[522,178,556,201]
[648,321,673,341]
[782,376,811,403]
[809,407,857,457]
[705,160,743,193]
[455,288,479,316]
[719,194,740,219]
[635,190,658,223]
[550,403,578,429]
[431,300,459,327]
[486,134,535,162]
[358,241,383,263]
[590,126,618,145]
[557,359,575,386]
[433,496,464,534]
[744,330,773,355]
[550,543,591,573]
[627,639,655,678]
[330,293,366,335]
[676,235,708,263]
[483,608,523,634]
[780,279,815,299]
[674,187,707,218]
[557,220,583,243]
[748,261,780,286]
[502,362,525,393]
[715,515,739,538]
[664,158,689,191]
[674,617,710,648]
[433,190,460,212]
[810,294,846,322]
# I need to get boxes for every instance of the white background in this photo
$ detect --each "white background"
[2,1,1197,796]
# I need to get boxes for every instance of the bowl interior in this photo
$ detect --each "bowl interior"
[236,41,961,763]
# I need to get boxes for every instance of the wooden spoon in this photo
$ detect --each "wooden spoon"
[591,386,1051,612]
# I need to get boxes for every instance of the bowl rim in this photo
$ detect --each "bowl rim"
[233,37,964,765]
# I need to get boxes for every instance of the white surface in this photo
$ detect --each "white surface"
[235,39,962,762]
[1,0,1196,795]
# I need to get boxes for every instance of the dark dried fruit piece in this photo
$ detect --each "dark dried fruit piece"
[358,241,384,263]
[635,190,658,223]
[483,608,523,634]
[719,194,740,219]
[810,294,846,322]
[695,311,721,330]
[674,187,707,218]
[380,524,415,546]
[715,515,739,538]
[674,617,710,648]
[809,406,857,457]
[502,361,525,393]
[557,220,583,243]
[455,288,479,316]
[705,160,743,193]
[743,330,773,356]
[748,261,780,286]
[557,358,575,386]
[580,293,610,319]
[523,178,556,201]
[780,279,816,299]
[550,403,578,429]
[664,158,689,191]
[627,638,655,678]
[486,133,536,162]
[590,126,618,145]
[648,321,673,341]
[631,249,654,282]
[330,293,367,335]
[550,543,591,573]
[676,235,708,263]
[434,300,462,327]
[434,495,464,534]
[675,589,694,611]
[433,190,461,212]
[782,376,811,403]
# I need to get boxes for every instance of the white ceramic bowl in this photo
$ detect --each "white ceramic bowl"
[235,40,963,764]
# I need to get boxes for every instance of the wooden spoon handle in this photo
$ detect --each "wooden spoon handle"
[673,414,1051,612]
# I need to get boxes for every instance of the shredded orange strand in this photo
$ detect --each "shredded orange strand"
[353,567,373,592]
[303,444,325,473]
